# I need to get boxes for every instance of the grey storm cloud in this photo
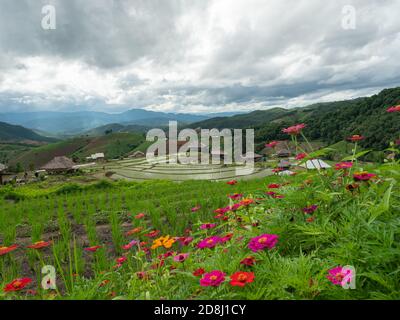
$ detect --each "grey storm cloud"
[0,0,399,113]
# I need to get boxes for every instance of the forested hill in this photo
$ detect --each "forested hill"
[0,121,55,143]
[190,87,400,150]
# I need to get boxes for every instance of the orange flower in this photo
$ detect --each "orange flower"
[151,235,176,250]
[4,278,32,292]
[27,241,52,249]
[135,213,145,219]
[126,227,142,236]
[0,244,18,256]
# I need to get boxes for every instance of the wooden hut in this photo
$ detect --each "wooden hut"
[40,156,76,174]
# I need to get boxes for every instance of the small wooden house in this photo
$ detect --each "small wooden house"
[40,156,76,174]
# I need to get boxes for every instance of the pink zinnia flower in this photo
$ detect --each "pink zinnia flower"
[327,266,354,285]
[122,240,138,250]
[265,141,278,148]
[282,123,306,135]
[177,236,193,246]
[295,153,307,160]
[353,172,376,181]
[220,233,233,243]
[191,205,201,212]
[173,253,189,262]
[303,205,318,214]
[200,223,217,230]
[386,105,400,113]
[200,270,226,287]
[335,162,353,170]
[248,234,278,252]
[197,236,222,249]
[228,193,243,200]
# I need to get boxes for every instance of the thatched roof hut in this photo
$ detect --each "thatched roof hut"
[41,156,75,173]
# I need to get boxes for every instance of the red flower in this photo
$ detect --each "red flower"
[282,124,306,135]
[27,241,52,249]
[84,245,102,252]
[267,183,280,189]
[230,271,255,287]
[191,205,201,212]
[347,135,364,142]
[193,268,205,277]
[116,256,127,264]
[0,244,18,256]
[226,180,238,185]
[3,278,32,292]
[272,168,283,173]
[295,153,307,160]
[306,216,315,223]
[387,105,400,113]
[145,230,160,238]
[135,213,145,219]
[228,193,243,200]
[265,141,278,148]
[353,172,376,181]
[240,256,256,266]
[335,162,353,170]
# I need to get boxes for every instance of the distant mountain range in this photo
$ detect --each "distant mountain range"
[0,109,245,135]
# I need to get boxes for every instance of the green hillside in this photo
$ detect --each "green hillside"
[191,87,400,150]
[0,121,55,143]
[9,132,145,170]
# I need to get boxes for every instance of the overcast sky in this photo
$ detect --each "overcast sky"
[0,0,399,114]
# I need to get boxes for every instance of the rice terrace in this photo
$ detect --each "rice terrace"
[0,0,400,309]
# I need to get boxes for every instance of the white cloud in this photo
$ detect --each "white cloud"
[0,0,399,113]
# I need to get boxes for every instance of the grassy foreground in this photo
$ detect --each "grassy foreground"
[0,160,399,300]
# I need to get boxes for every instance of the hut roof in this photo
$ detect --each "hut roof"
[41,156,75,170]
[301,159,331,169]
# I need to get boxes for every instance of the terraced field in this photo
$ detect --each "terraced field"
[89,157,273,181]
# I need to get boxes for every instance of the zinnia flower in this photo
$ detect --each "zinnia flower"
[353,172,376,181]
[295,153,307,160]
[268,183,280,189]
[282,123,306,135]
[200,270,226,287]
[248,234,278,252]
[27,241,52,249]
[135,213,145,219]
[265,141,278,148]
[347,135,364,142]
[84,245,102,252]
[193,268,205,277]
[303,205,318,214]
[240,256,256,266]
[199,223,216,230]
[386,105,400,113]
[335,162,353,170]
[3,278,32,292]
[151,235,176,250]
[177,236,193,246]
[306,216,315,223]
[145,230,160,238]
[0,244,18,256]
[173,253,189,262]
[226,180,238,185]
[220,233,233,243]
[116,256,127,264]
[238,198,254,206]
[228,193,243,200]
[272,168,283,173]
[230,271,255,287]
[126,227,142,236]
[327,266,354,285]
[197,236,222,249]
[191,205,201,212]
[122,240,138,250]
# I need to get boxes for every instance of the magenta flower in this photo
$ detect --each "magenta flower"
[200,270,226,287]
[197,236,222,249]
[191,205,201,212]
[282,123,306,135]
[327,266,354,285]
[248,234,278,252]
[295,153,307,160]
[122,240,139,250]
[228,193,243,200]
[178,236,193,246]
[387,105,400,113]
[200,223,217,230]
[353,172,376,181]
[303,205,318,214]
[335,162,353,170]
[173,253,189,262]
[265,141,278,148]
